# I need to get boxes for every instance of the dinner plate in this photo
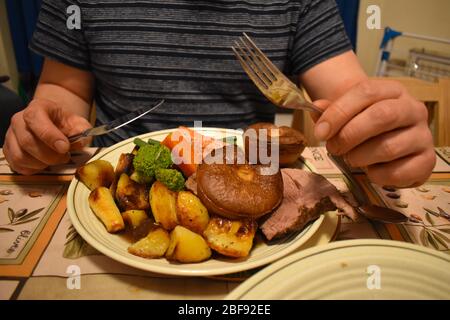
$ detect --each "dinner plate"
[226,239,450,299]
[210,211,340,281]
[67,128,334,277]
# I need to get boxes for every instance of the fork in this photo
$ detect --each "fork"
[232,33,322,114]
[68,99,165,144]
[232,33,408,224]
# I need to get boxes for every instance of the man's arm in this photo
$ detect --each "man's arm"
[299,51,367,101]
[35,58,95,119]
[3,58,95,175]
[298,51,436,188]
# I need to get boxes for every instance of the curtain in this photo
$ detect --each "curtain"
[335,0,360,50]
[5,0,43,78]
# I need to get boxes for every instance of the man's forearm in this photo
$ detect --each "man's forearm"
[32,58,95,120]
[34,82,92,119]
[300,51,368,102]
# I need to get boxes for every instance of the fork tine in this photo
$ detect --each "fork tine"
[232,33,322,114]
[240,35,277,84]
[232,43,270,91]
[234,39,273,86]
[242,33,282,79]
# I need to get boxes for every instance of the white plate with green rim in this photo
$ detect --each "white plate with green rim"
[226,239,450,299]
[67,128,337,277]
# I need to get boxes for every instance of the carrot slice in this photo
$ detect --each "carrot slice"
[162,127,219,177]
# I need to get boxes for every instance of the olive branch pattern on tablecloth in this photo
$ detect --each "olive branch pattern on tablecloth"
[63,224,99,259]
[406,207,450,252]
[0,207,45,233]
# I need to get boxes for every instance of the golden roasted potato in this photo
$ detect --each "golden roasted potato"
[130,171,154,185]
[115,173,150,211]
[88,187,125,233]
[110,153,135,195]
[203,216,257,258]
[131,146,139,156]
[176,191,209,234]
[109,179,118,198]
[166,226,211,263]
[115,153,135,176]
[149,181,178,230]
[128,227,170,258]
[122,210,149,229]
[76,160,115,191]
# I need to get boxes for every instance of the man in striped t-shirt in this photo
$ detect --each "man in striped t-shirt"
[4,0,435,188]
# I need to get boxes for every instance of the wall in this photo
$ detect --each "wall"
[0,0,19,92]
[357,0,450,76]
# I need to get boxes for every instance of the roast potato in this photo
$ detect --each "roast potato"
[88,187,125,233]
[176,191,209,234]
[115,173,150,211]
[77,160,115,191]
[149,181,178,230]
[122,210,149,229]
[203,216,257,258]
[128,227,170,258]
[131,145,139,156]
[130,171,154,185]
[165,226,211,263]
[110,153,135,195]
[115,153,135,176]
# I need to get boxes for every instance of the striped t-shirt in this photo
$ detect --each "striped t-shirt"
[30,0,352,146]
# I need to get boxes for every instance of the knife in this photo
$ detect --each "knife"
[68,99,165,144]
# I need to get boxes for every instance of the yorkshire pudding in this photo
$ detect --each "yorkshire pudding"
[196,163,283,220]
[202,144,246,165]
[244,123,307,166]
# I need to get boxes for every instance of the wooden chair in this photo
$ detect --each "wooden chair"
[292,77,450,147]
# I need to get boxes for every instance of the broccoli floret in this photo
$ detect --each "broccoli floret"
[133,143,173,180]
[155,168,185,191]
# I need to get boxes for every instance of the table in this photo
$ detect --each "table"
[0,147,449,300]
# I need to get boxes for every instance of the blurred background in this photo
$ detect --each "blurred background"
[0,0,449,146]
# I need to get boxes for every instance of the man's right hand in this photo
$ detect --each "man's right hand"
[3,98,92,175]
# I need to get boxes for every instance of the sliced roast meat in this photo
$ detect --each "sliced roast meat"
[283,168,358,220]
[260,171,334,240]
[185,172,198,195]
[260,168,358,240]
